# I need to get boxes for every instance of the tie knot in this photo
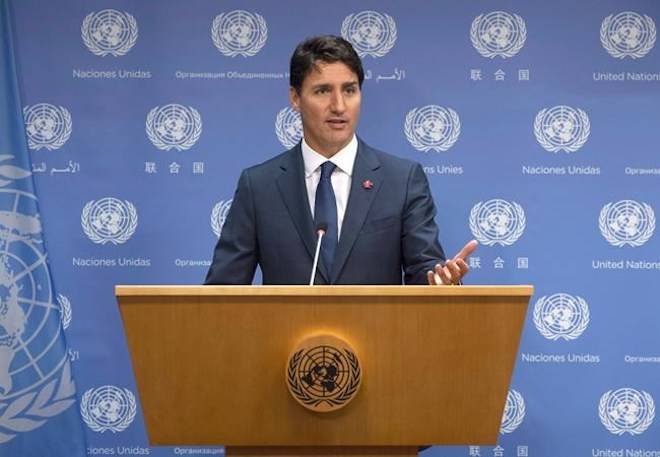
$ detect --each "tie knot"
[320,161,336,180]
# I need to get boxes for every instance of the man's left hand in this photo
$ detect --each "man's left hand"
[427,239,479,285]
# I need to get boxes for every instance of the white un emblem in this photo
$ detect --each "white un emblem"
[471,11,527,59]
[469,199,525,246]
[534,106,590,153]
[81,198,138,245]
[146,104,202,151]
[81,385,137,433]
[81,9,138,57]
[211,199,233,238]
[0,166,77,442]
[500,389,525,434]
[599,200,655,247]
[599,388,655,435]
[404,105,460,152]
[211,10,267,57]
[341,11,397,58]
[275,107,303,149]
[23,104,72,151]
[601,12,656,59]
[533,293,589,341]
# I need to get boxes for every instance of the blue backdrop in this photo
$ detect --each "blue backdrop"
[3,1,660,456]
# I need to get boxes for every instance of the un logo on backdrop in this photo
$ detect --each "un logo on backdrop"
[275,107,303,149]
[211,199,233,238]
[81,9,138,57]
[81,198,138,245]
[469,199,525,246]
[81,385,137,433]
[341,11,397,58]
[599,388,655,435]
[471,11,526,59]
[599,200,655,247]
[57,294,72,330]
[0,166,76,442]
[211,10,267,57]
[404,105,460,152]
[601,12,656,59]
[534,106,590,153]
[533,293,589,341]
[146,104,202,151]
[500,389,525,434]
[23,104,72,151]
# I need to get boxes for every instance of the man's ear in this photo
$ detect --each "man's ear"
[289,87,300,112]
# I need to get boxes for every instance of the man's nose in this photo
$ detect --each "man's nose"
[330,92,346,113]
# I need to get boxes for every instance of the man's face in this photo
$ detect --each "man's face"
[289,61,361,158]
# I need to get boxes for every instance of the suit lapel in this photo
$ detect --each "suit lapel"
[331,141,382,283]
[276,145,330,283]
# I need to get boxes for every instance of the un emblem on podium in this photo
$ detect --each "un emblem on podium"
[286,335,361,412]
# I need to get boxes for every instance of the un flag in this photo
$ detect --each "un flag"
[0,2,87,456]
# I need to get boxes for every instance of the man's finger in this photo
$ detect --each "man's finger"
[435,263,452,285]
[427,270,436,285]
[453,239,479,261]
[456,258,469,275]
[445,260,461,280]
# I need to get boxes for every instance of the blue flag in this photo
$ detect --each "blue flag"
[0,2,87,456]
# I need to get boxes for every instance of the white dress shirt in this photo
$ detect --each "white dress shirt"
[301,135,357,239]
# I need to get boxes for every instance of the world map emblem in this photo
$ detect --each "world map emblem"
[81,197,138,245]
[599,388,655,435]
[210,199,233,238]
[0,158,76,443]
[533,293,589,341]
[23,104,72,151]
[211,10,268,57]
[341,10,397,58]
[601,12,656,59]
[500,389,525,434]
[404,105,461,152]
[599,200,655,247]
[275,107,302,149]
[81,9,138,57]
[146,104,203,151]
[286,335,361,412]
[534,106,590,153]
[471,11,527,59]
[469,199,526,246]
[80,385,137,433]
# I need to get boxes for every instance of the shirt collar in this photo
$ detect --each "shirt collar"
[302,135,358,178]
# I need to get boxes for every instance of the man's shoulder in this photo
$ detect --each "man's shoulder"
[360,140,420,173]
[242,146,299,178]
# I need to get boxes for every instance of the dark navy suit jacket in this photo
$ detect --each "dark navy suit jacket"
[205,140,446,285]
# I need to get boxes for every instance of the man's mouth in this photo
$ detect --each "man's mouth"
[327,118,348,127]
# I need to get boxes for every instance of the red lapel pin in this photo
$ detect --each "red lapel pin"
[362,179,374,190]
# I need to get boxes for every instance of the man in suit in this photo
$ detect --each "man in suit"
[205,35,476,285]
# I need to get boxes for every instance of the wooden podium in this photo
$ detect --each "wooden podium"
[116,285,532,457]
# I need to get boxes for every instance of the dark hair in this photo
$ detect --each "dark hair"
[289,35,364,93]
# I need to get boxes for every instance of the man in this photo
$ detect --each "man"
[205,35,476,285]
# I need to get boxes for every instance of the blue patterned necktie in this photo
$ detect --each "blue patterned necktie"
[314,161,338,275]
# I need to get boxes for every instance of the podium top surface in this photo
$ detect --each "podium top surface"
[115,284,533,297]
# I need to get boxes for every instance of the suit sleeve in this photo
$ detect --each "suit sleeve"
[401,163,447,284]
[204,169,258,284]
